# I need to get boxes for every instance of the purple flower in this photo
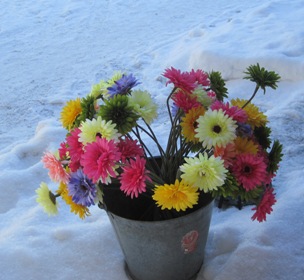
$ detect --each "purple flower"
[107,74,140,97]
[171,102,179,117]
[68,169,97,207]
[236,123,252,137]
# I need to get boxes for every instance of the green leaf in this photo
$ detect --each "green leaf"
[209,71,228,101]
[254,126,272,149]
[75,95,97,127]
[267,140,283,173]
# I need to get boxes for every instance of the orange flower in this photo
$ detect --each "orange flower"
[234,137,259,155]
[214,143,236,168]
[181,106,205,143]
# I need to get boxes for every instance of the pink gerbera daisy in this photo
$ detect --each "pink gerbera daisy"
[119,156,152,198]
[117,138,144,163]
[232,154,268,191]
[172,90,201,113]
[189,69,210,87]
[163,67,196,93]
[251,187,276,222]
[66,127,84,172]
[42,152,69,183]
[211,101,248,123]
[81,138,121,183]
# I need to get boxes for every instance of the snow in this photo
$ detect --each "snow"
[0,0,303,279]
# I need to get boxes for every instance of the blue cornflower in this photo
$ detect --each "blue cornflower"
[68,169,97,207]
[107,74,140,97]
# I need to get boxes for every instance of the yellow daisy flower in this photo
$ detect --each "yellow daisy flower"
[181,106,205,143]
[58,182,90,219]
[60,98,82,130]
[231,98,268,128]
[195,109,237,149]
[180,153,227,192]
[36,182,58,216]
[234,136,259,155]
[152,179,199,211]
[79,116,120,144]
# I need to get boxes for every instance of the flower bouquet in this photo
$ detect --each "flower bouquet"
[36,64,283,223]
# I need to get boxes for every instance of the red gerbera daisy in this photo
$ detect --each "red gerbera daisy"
[119,156,152,198]
[251,187,276,222]
[66,127,84,172]
[232,153,268,191]
[58,141,68,160]
[81,138,121,183]
[117,138,144,163]
[172,90,201,113]
[163,67,196,93]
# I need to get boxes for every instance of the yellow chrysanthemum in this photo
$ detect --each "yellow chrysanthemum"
[79,116,120,144]
[180,153,227,192]
[36,182,58,216]
[231,98,268,128]
[181,106,205,143]
[128,90,158,125]
[58,182,90,219]
[152,179,199,211]
[60,98,82,130]
[234,136,259,155]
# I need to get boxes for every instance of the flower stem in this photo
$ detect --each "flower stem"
[242,84,260,109]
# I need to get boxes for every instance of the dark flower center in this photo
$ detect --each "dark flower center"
[213,125,222,134]
[244,166,251,173]
[96,132,102,138]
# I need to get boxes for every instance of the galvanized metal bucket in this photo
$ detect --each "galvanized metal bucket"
[107,197,213,280]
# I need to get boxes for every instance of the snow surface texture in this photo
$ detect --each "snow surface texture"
[0,0,303,279]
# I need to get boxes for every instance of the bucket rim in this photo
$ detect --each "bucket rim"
[107,197,214,224]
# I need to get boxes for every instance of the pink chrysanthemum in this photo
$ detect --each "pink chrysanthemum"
[172,90,201,113]
[81,138,121,183]
[251,187,276,222]
[189,69,210,87]
[66,127,84,172]
[117,138,144,163]
[211,101,248,123]
[163,67,196,93]
[232,154,268,191]
[119,156,152,198]
[42,152,69,184]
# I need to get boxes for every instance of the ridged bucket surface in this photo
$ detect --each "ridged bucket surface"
[107,199,213,280]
